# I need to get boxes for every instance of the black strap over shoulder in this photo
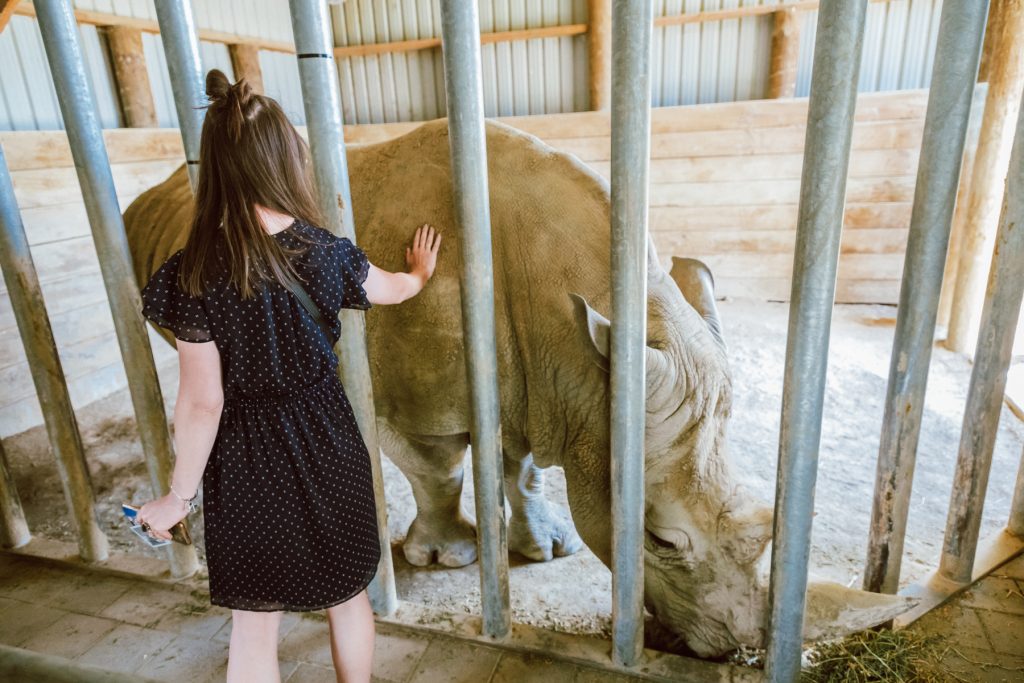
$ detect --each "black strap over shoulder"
[283,278,335,344]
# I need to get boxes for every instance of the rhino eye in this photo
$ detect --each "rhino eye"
[648,531,676,550]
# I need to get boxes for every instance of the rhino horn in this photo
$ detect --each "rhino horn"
[669,257,726,351]
[800,582,917,642]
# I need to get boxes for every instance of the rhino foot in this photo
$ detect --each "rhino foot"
[402,511,478,567]
[508,498,584,562]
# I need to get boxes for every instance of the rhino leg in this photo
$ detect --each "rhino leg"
[503,449,584,562]
[378,425,478,568]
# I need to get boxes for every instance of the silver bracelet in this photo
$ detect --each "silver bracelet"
[170,485,199,514]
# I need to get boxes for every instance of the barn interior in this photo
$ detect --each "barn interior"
[1,1,1023,682]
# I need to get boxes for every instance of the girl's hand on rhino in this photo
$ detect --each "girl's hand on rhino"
[406,224,441,285]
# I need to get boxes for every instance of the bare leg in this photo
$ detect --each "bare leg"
[226,609,283,683]
[326,589,375,683]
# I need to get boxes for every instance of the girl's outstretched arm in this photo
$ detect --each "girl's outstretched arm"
[363,223,441,305]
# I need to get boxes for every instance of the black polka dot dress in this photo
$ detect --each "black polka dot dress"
[140,219,381,612]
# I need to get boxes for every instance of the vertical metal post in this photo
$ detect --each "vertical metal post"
[153,0,205,189]
[33,0,198,577]
[287,0,397,616]
[609,0,653,669]
[864,0,990,596]
[0,146,105,556]
[0,439,30,549]
[765,2,867,680]
[1011,445,1024,538]
[438,0,511,639]
[940,85,1024,584]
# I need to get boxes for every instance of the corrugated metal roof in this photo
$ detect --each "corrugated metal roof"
[1,0,948,131]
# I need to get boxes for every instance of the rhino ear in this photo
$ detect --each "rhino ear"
[569,293,610,372]
[669,257,726,351]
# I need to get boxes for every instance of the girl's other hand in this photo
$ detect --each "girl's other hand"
[405,224,441,285]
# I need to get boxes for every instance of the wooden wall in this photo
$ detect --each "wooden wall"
[0,89,948,436]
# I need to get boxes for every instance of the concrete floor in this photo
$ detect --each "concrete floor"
[0,548,749,682]
[908,551,1024,683]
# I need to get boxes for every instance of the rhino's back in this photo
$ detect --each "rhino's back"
[346,120,614,436]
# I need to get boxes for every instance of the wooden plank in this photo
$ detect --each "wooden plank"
[654,227,909,256]
[712,277,901,305]
[768,7,801,99]
[698,252,905,281]
[0,0,18,34]
[229,43,264,94]
[653,0,890,27]
[105,26,157,128]
[648,202,913,231]
[0,129,184,170]
[550,119,925,162]
[588,148,920,183]
[333,24,589,58]
[588,0,611,110]
[14,1,295,53]
[10,159,183,209]
[648,175,917,207]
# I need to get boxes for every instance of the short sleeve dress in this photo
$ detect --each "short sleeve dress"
[140,219,381,612]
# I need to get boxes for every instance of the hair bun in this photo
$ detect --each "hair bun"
[205,69,255,142]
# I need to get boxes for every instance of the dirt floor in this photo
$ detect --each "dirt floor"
[3,300,1023,642]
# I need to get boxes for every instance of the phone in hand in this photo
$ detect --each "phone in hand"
[122,503,192,547]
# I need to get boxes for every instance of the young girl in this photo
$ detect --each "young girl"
[135,69,440,683]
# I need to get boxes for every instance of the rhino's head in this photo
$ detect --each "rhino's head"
[569,251,913,657]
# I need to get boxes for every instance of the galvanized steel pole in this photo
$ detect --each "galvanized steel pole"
[153,0,205,190]
[864,0,990,596]
[765,1,867,680]
[940,84,1024,584]
[0,146,105,557]
[438,0,512,639]
[0,439,30,549]
[609,0,654,669]
[33,0,198,577]
[287,0,397,616]
[1011,445,1024,538]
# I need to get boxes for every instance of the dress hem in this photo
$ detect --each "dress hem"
[208,553,381,613]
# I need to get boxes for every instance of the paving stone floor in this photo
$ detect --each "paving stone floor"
[0,552,675,682]
[909,552,1024,683]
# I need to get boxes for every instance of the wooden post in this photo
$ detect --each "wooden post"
[229,43,264,94]
[768,7,801,98]
[104,26,157,127]
[588,0,611,110]
[946,0,1024,353]
[0,0,18,34]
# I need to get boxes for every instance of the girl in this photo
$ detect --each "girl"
[135,69,440,683]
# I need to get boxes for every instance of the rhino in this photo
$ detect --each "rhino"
[124,118,912,657]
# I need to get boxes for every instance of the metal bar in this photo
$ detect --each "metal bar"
[152,0,205,189]
[33,0,198,578]
[1010,444,1024,538]
[438,0,511,639]
[940,84,1024,584]
[287,0,397,617]
[609,0,654,668]
[0,438,30,549]
[0,145,102,556]
[863,0,990,596]
[764,1,868,680]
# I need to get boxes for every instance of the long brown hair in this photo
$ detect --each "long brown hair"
[177,69,325,299]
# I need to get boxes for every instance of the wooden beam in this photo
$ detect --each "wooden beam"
[229,43,264,95]
[103,26,157,128]
[945,0,1024,353]
[14,1,294,53]
[654,0,890,27]
[767,7,801,99]
[0,0,18,34]
[332,23,589,59]
[588,0,612,111]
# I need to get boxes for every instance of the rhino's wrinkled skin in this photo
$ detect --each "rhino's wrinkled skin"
[125,119,912,657]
